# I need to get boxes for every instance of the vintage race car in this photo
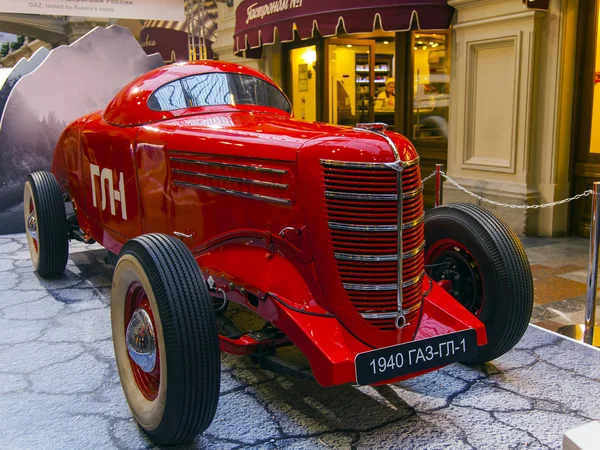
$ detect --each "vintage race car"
[23,61,533,445]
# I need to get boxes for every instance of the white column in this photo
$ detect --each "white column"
[213,0,261,70]
[446,0,577,235]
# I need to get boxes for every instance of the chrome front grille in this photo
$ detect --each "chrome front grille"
[322,159,425,332]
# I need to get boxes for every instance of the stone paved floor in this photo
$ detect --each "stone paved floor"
[521,236,591,333]
[1,233,600,449]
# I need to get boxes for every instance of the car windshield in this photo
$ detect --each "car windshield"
[148,72,292,114]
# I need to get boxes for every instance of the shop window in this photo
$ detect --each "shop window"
[589,18,600,154]
[411,33,450,141]
[290,45,317,121]
[372,40,396,129]
[325,38,395,128]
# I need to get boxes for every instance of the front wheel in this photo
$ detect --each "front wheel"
[111,234,220,445]
[424,203,533,363]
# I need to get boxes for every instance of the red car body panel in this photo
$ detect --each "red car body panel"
[51,61,487,387]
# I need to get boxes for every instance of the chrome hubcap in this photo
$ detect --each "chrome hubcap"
[27,212,37,242]
[125,308,157,373]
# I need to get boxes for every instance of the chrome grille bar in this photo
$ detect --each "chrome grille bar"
[321,157,420,169]
[360,300,422,320]
[329,223,397,232]
[343,273,424,291]
[324,187,422,202]
[329,213,424,232]
[325,191,397,201]
[334,241,425,262]
[360,312,397,320]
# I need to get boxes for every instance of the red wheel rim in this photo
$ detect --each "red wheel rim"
[425,239,484,316]
[124,281,161,401]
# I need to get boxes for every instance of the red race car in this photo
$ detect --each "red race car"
[23,61,533,445]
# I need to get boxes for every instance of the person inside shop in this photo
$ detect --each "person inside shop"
[376,77,395,110]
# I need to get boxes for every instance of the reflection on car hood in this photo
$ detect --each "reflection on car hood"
[156,112,355,162]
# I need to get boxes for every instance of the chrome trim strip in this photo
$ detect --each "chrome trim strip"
[335,253,398,262]
[328,214,425,233]
[324,187,420,201]
[320,158,420,170]
[321,160,393,170]
[329,222,397,232]
[396,166,405,327]
[343,283,397,291]
[402,303,422,316]
[173,180,291,204]
[403,158,421,169]
[403,272,425,289]
[172,169,288,189]
[334,241,425,262]
[344,273,424,292]
[403,241,426,260]
[403,186,423,200]
[402,214,425,230]
[325,191,397,201]
[353,124,401,161]
[360,311,397,320]
[170,157,287,174]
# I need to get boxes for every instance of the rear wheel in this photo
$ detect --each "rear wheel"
[111,234,220,445]
[424,203,533,363]
[23,171,68,278]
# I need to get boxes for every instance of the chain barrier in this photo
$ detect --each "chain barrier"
[421,171,437,184]
[423,170,594,209]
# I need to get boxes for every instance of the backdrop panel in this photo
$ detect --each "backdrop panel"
[0,0,184,21]
[0,25,164,234]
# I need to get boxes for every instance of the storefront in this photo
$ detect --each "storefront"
[231,0,454,205]
[211,0,585,236]
[140,0,218,63]
[571,0,600,236]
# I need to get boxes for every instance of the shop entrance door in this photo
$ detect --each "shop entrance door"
[571,0,600,236]
[404,31,450,206]
[325,39,376,126]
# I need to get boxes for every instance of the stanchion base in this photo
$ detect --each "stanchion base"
[556,324,600,347]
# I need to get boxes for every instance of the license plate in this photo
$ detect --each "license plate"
[355,329,479,385]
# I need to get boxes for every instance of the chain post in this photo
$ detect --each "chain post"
[584,182,600,344]
[435,164,443,207]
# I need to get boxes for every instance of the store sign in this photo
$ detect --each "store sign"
[245,0,303,24]
[0,0,184,21]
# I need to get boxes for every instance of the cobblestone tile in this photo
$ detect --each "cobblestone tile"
[0,233,599,449]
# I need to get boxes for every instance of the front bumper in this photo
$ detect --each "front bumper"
[269,277,487,387]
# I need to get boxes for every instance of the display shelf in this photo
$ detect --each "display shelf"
[355,53,394,98]
[355,53,394,118]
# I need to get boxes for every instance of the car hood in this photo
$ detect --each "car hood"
[153,112,357,162]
